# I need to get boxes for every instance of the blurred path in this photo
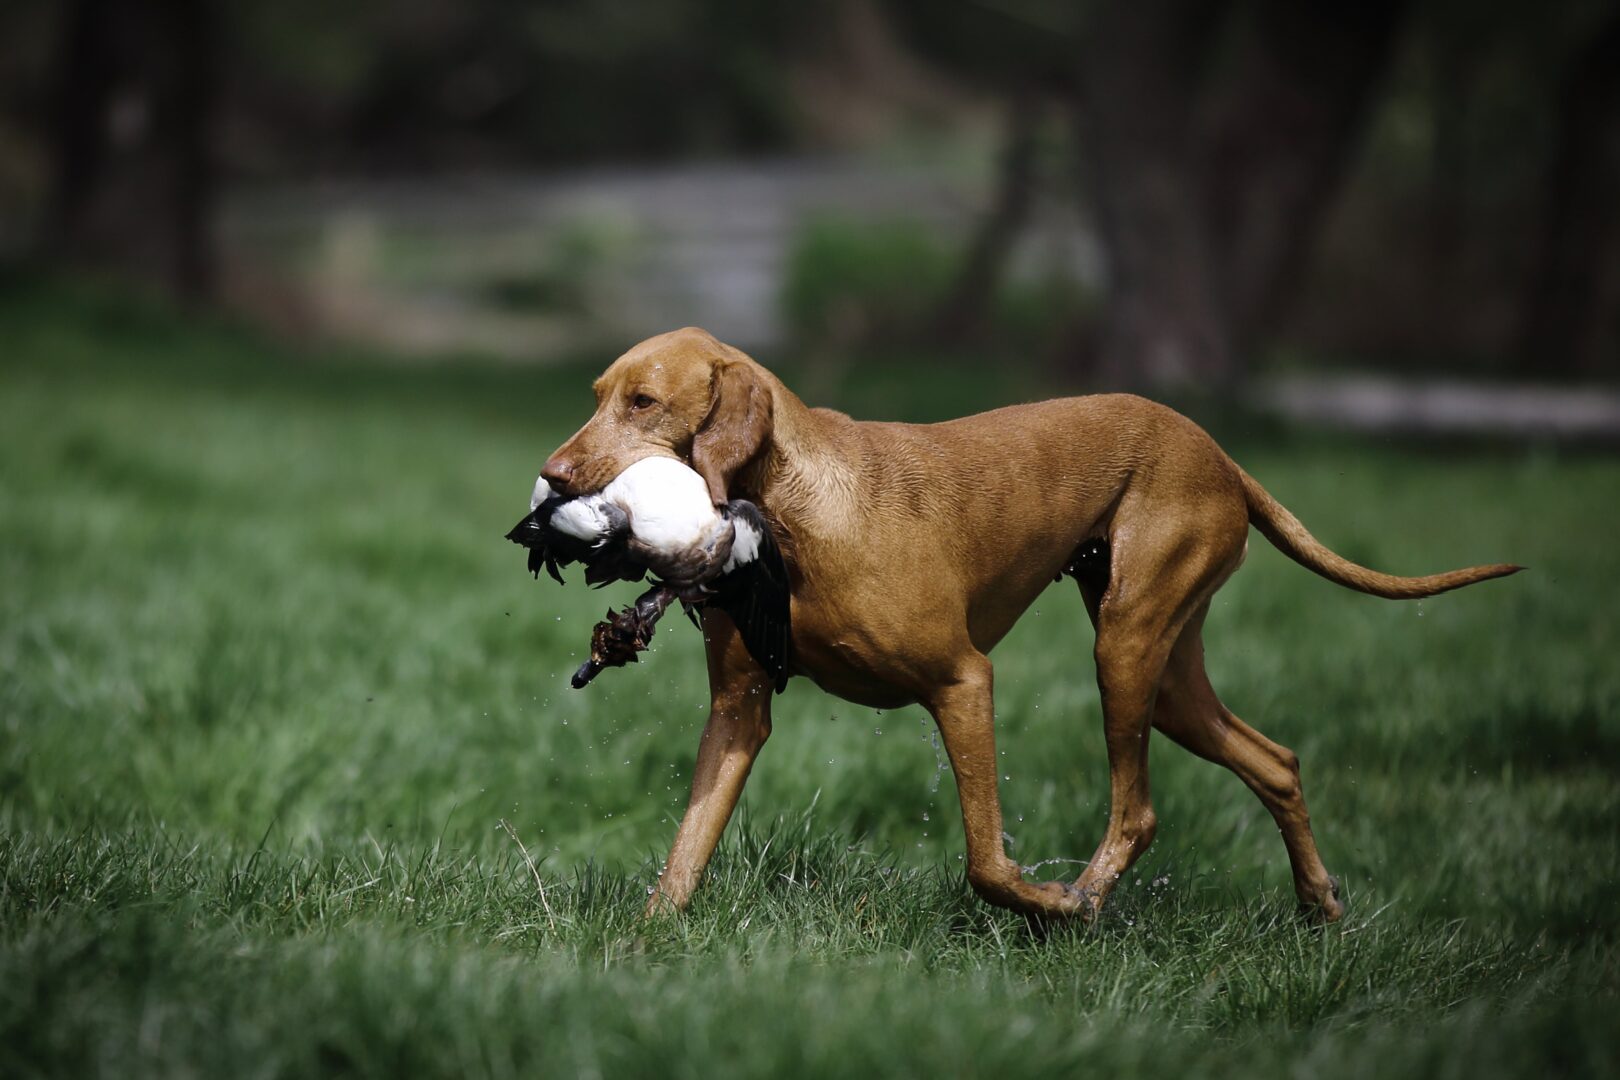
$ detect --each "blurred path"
[1255,374,1620,441]
[223,156,1101,358]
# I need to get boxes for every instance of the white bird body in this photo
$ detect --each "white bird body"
[544,495,617,544]
[529,456,760,575]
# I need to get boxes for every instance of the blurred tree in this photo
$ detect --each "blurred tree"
[881,0,1078,342]
[44,0,220,299]
[1518,8,1620,375]
[1078,0,1233,387]
[929,91,1042,342]
[1198,0,1406,367]
[1077,0,1405,388]
[43,0,115,268]
[885,0,1405,388]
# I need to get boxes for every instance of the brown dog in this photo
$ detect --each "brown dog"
[538,327,1520,923]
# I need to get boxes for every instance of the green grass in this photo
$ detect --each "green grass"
[2,280,1618,1077]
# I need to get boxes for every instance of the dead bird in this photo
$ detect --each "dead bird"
[505,456,790,690]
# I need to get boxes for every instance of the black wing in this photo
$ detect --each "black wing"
[708,500,793,692]
[506,504,566,583]
[505,497,646,588]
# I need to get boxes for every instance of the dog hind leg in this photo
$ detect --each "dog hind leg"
[1152,604,1345,922]
[1068,500,1245,915]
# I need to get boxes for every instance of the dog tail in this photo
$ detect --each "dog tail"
[1238,467,1523,599]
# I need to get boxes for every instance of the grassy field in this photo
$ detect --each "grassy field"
[2,282,1618,1077]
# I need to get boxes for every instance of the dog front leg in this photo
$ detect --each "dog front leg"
[645,609,773,916]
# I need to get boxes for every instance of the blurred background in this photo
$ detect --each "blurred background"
[0,0,1615,418]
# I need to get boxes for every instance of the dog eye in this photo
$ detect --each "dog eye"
[630,394,656,411]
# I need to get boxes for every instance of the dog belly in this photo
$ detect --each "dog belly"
[959,515,1106,653]
[800,665,920,710]
[787,571,1058,705]
[966,569,1068,655]
[785,596,946,709]
[790,636,921,708]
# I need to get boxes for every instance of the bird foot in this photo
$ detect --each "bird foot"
[570,584,678,688]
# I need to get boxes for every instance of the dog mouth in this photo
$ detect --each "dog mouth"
[549,453,692,501]
[537,469,605,502]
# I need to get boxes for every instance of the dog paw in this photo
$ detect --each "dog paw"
[1299,875,1345,925]
[1026,879,1095,918]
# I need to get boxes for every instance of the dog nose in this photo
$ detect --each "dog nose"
[542,457,576,490]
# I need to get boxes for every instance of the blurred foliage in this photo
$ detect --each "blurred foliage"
[782,217,953,345]
[229,0,824,170]
[781,215,1093,356]
[473,221,620,317]
[879,0,1082,93]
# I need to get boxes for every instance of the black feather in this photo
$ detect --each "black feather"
[708,500,793,692]
[505,496,643,589]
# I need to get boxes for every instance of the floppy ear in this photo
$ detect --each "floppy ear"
[692,361,773,505]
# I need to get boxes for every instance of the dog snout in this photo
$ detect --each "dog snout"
[542,457,576,491]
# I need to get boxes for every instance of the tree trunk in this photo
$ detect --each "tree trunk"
[931,93,1040,344]
[43,0,117,263]
[42,0,220,301]
[165,0,220,300]
[1077,0,1234,389]
[1198,0,1405,356]
[1518,11,1620,376]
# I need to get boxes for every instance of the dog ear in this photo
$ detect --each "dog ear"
[692,361,772,505]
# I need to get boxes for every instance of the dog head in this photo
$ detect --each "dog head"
[543,327,774,506]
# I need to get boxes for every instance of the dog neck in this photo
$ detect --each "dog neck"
[739,373,862,560]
